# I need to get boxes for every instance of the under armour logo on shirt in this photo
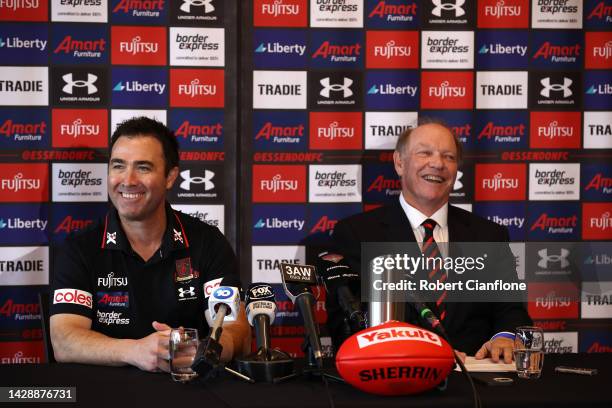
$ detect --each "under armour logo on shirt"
[106,232,117,245]
[178,287,195,297]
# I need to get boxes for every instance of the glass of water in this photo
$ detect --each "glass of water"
[169,328,199,382]
[513,326,544,379]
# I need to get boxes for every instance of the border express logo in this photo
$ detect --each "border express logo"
[527,203,579,240]
[252,165,306,203]
[254,0,307,27]
[51,0,108,23]
[111,0,168,24]
[475,163,526,201]
[170,27,224,67]
[582,163,612,201]
[365,111,417,150]
[309,165,361,203]
[170,0,223,24]
[420,71,473,109]
[584,71,612,110]
[52,108,108,148]
[531,0,582,29]
[112,68,167,107]
[529,111,580,149]
[170,69,224,108]
[477,0,529,28]
[0,0,48,21]
[0,204,48,245]
[528,163,580,201]
[366,0,418,28]
[51,24,107,65]
[476,30,529,69]
[170,109,224,150]
[0,108,49,149]
[476,71,527,109]
[253,70,307,109]
[51,66,107,106]
[252,205,306,244]
[309,112,362,150]
[309,71,362,110]
[310,30,363,68]
[473,203,527,241]
[366,70,419,110]
[366,30,418,68]
[474,111,528,150]
[52,163,107,203]
[0,163,48,202]
[531,31,583,69]
[111,26,166,65]
[0,66,48,106]
[253,111,307,151]
[254,29,308,69]
[421,30,473,69]
[310,0,363,28]
[0,23,48,65]
[529,71,581,110]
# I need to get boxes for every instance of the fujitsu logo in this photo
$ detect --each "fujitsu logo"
[374,41,411,59]
[585,173,612,193]
[431,0,465,17]
[356,326,442,348]
[0,0,39,11]
[538,121,573,139]
[367,175,400,192]
[260,174,298,193]
[593,41,612,59]
[590,212,612,230]
[255,122,304,140]
[311,41,361,61]
[97,272,128,288]
[54,36,106,56]
[261,0,300,17]
[0,173,40,192]
[535,291,572,310]
[428,81,465,99]
[178,79,216,97]
[60,119,100,138]
[484,1,521,18]
[482,173,518,191]
[0,351,40,365]
[119,37,158,55]
[530,213,577,231]
[317,121,354,140]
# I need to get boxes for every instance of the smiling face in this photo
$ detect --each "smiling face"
[393,124,458,216]
[108,135,178,223]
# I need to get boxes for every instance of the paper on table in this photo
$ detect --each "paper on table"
[454,356,516,372]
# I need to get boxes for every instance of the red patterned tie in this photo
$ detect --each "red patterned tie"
[421,219,447,320]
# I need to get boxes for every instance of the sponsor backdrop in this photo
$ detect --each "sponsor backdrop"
[0,0,238,363]
[241,0,612,358]
[0,1,610,363]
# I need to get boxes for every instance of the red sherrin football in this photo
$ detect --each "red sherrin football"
[335,321,455,396]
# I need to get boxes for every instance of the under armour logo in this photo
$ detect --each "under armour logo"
[180,0,214,13]
[320,77,353,98]
[106,232,117,245]
[540,77,573,98]
[538,248,570,269]
[178,287,195,297]
[454,171,464,191]
[62,73,98,95]
[173,228,184,244]
[179,169,215,191]
[432,0,465,17]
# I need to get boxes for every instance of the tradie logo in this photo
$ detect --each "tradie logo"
[482,173,518,191]
[179,169,214,191]
[484,0,522,18]
[320,77,353,98]
[260,175,298,193]
[119,36,158,55]
[180,0,214,13]
[432,0,465,17]
[178,79,216,97]
[540,77,572,98]
[538,248,570,269]
[374,40,411,59]
[62,73,97,95]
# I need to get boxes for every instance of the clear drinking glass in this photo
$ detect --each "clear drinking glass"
[513,326,544,379]
[169,328,199,382]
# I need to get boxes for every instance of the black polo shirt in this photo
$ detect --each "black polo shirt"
[50,203,241,339]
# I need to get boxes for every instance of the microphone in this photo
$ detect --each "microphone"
[245,283,276,355]
[191,286,240,377]
[316,251,366,334]
[279,263,324,369]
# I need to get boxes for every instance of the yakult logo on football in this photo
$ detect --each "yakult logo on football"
[53,289,92,309]
[357,327,442,349]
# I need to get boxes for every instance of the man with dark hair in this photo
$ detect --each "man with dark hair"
[50,117,249,372]
[327,121,531,362]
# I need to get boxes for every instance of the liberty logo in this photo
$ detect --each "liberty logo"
[62,73,97,95]
[320,77,353,98]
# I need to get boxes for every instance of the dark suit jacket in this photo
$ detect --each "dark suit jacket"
[328,201,532,355]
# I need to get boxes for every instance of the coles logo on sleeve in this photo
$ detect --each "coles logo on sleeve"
[529,111,580,149]
[582,163,612,201]
[170,69,224,108]
[421,71,473,109]
[252,165,306,203]
[528,282,579,319]
[53,288,93,309]
[583,203,612,240]
[309,112,362,150]
[366,30,418,68]
[253,111,307,151]
[51,24,108,65]
[527,203,579,240]
[477,0,528,28]
[585,32,612,69]
[0,163,48,202]
[475,163,526,201]
[254,0,307,27]
[366,0,419,29]
[52,108,108,149]
[111,26,166,65]
[0,108,49,149]
[0,23,48,65]
[0,0,48,21]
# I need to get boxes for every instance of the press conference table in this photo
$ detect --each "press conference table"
[0,354,609,408]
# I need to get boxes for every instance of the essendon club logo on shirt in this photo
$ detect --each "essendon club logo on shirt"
[0,0,47,21]
[170,69,224,108]
[475,163,525,201]
[585,32,612,69]
[52,109,108,148]
[252,165,306,203]
[253,0,307,27]
[309,112,362,150]
[420,71,473,109]
[528,283,579,319]
[111,26,167,65]
[477,0,528,28]
[0,164,48,202]
[529,112,580,149]
[365,31,418,68]
[583,203,612,240]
